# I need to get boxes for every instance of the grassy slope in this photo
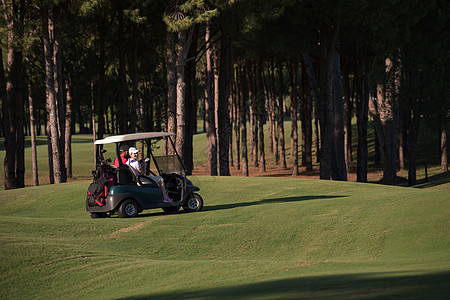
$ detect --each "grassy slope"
[1,176,449,299]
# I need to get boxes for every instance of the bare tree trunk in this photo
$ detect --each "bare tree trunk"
[269,60,278,164]
[398,112,405,171]
[441,128,448,172]
[407,113,420,186]
[218,34,232,176]
[52,6,65,183]
[65,78,72,179]
[330,37,347,181]
[3,0,27,189]
[28,83,39,186]
[248,62,258,167]
[205,22,217,175]
[370,57,400,183]
[97,8,106,138]
[129,23,138,133]
[91,81,96,165]
[228,92,234,168]
[318,26,333,180]
[302,52,321,165]
[257,61,266,172]
[355,69,369,182]
[214,52,220,172]
[42,5,62,184]
[263,63,273,155]
[184,25,198,175]
[117,4,128,134]
[233,69,240,169]
[288,62,299,175]
[239,63,249,176]
[166,31,176,154]
[301,64,313,171]
[342,61,352,169]
[277,61,286,169]
[0,44,13,188]
[175,28,195,161]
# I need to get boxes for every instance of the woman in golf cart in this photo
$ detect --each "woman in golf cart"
[126,147,173,203]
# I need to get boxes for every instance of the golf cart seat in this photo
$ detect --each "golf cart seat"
[137,175,159,188]
[117,164,136,185]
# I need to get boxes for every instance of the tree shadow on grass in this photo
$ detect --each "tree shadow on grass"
[120,270,450,300]
[414,171,450,189]
[203,195,347,212]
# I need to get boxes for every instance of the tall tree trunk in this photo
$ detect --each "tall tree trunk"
[129,23,138,133]
[269,59,278,164]
[3,0,26,189]
[301,64,313,171]
[398,112,405,171]
[166,31,176,154]
[407,112,420,186]
[263,63,273,155]
[257,60,266,172]
[342,61,352,169]
[330,37,347,181]
[97,17,106,139]
[239,63,249,176]
[117,4,128,134]
[42,5,62,184]
[0,46,11,186]
[441,128,448,172]
[52,6,65,183]
[65,78,72,179]
[28,83,39,186]
[277,61,286,169]
[355,74,369,182]
[205,22,217,175]
[302,52,321,165]
[218,34,232,176]
[318,25,334,180]
[370,57,400,183]
[233,69,240,170]
[91,81,96,165]
[175,28,195,161]
[214,52,220,171]
[288,62,299,175]
[184,25,198,175]
[248,62,258,167]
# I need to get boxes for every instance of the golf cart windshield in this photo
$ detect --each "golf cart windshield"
[153,155,185,175]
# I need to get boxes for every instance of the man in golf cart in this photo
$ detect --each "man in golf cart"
[113,144,129,167]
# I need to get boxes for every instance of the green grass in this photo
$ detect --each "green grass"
[1,176,449,299]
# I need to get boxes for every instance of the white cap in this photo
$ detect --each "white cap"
[128,147,139,154]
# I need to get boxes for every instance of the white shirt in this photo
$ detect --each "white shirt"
[127,158,142,174]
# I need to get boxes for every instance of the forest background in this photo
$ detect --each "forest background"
[1,0,449,190]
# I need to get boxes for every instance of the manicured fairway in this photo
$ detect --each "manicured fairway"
[1,175,449,299]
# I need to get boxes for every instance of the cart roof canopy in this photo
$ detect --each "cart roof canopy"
[95,132,176,145]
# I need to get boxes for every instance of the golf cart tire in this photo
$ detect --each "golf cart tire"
[117,199,139,218]
[183,193,203,213]
[162,206,181,213]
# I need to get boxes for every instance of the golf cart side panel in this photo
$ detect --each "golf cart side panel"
[109,185,164,209]
[86,192,137,213]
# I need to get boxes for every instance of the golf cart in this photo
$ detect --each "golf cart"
[86,132,203,218]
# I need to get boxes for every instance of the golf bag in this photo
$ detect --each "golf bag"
[87,169,111,207]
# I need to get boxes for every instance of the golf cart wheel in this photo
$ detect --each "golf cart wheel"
[183,193,203,213]
[117,199,139,218]
[162,206,181,213]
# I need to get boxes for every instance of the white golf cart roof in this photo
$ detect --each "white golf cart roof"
[95,132,176,145]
